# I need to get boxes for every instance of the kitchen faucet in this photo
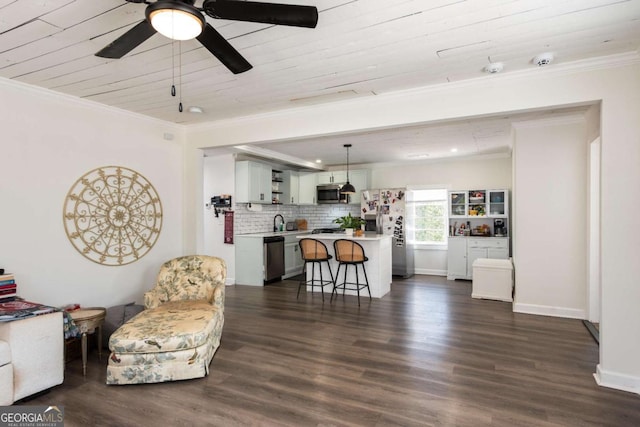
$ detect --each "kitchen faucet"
[273,214,285,232]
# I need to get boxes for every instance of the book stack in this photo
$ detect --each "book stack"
[0,299,55,322]
[0,273,16,301]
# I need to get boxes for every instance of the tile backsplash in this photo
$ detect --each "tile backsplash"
[234,203,361,234]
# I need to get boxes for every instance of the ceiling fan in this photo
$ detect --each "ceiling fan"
[95,0,318,74]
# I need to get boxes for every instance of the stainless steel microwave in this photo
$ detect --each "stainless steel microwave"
[317,184,349,204]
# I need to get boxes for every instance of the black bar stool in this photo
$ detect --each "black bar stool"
[297,238,335,301]
[332,239,371,306]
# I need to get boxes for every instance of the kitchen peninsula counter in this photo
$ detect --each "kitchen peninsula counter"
[297,233,392,298]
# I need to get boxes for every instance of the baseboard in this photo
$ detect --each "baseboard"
[414,268,447,276]
[226,277,235,286]
[472,293,512,302]
[512,302,585,319]
[594,364,640,395]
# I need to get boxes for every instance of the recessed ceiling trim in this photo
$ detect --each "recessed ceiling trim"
[233,144,326,170]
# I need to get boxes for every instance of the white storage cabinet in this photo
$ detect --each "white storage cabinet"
[472,258,514,302]
[447,237,509,280]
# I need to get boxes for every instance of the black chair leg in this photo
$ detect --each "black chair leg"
[331,263,341,302]
[343,263,348,296]
[319,260,325,301]
[362,263,372,300]
[297,262,307,299]
[355,264,361,306]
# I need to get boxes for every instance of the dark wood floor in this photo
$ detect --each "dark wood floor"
[21,276,640,426]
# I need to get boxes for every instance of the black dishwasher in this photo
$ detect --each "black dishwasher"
[263,236,285,283]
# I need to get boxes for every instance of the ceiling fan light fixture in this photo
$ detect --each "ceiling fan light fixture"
[147,1,205,41]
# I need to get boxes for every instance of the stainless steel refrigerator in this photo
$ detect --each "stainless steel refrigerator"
[361,188,414,278]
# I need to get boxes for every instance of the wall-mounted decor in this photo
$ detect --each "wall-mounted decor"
[63,166,163,266]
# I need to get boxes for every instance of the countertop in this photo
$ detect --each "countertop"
[297,233,391,241]
[236,230,313,238]
[449,235,509,239]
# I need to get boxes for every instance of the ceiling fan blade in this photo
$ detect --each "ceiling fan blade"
[197,23,253,74]
[203,0,318,28]
[95,20,157,59]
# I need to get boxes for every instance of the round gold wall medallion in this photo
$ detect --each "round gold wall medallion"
[63,166,163,265]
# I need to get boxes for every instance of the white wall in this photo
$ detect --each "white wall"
[374,155,513,276]
[0,79,186,308]
[512,116,588,318]
[203,154,236,284]
[371,155,512,190]
[184,60,640,394]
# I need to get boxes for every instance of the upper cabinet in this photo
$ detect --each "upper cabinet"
[235,162,370,205]
[317,171,347,184]
[449,191,468,218]
[449,189,509,219]
[271,169,283,204]
[487,190,508,218]
[281,170,299,205]
[235,161,273,204]
[298,172,317,204]
[468,190,487,217]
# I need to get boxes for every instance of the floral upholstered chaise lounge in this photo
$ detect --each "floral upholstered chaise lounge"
[106,255,226,385]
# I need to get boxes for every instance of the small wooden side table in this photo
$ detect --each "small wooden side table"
[70,307,106,376]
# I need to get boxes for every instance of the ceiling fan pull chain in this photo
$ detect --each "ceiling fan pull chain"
[171,39,176,97]
[178,41,183,113]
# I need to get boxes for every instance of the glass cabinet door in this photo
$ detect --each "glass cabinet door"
[488,190,508,217]
[449,191,467,217]
[468,190,486,217]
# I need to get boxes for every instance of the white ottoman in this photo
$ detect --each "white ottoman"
[0,340,13,405]
[0,312,64,402]
[472,258,514,302]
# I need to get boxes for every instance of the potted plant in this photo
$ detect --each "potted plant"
[334,212,366,236]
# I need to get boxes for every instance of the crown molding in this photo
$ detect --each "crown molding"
[0,76,185,131]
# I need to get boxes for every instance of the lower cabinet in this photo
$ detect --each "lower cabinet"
[447,237,509,280]
[283,234,307,279]
[447,238,468,280]
[235,236,265,286]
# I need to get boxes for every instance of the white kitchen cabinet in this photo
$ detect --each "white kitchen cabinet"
[282,170,299,204]
[449,189,510,237]
[283,234,305,279]
[235,236,265,286]
[487,189,508,217]
[447,237,468,280]
[449,189,509,219]
[449,191,468,218]
[447,237,509,280]
[298,172,317,204]
[235,161,272,204]
[317,171,347,184]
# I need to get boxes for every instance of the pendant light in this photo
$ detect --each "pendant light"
[341,144,356,194]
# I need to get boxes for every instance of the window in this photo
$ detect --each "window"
[407,189,448,246]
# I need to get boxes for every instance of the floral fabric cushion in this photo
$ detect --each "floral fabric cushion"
[144,256,226,309]
[109,300,220,354]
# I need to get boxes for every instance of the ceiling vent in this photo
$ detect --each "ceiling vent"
[484,62,504,74]
[533,53,554,67]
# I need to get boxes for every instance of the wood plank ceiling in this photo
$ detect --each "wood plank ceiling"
[0,0,638,164]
